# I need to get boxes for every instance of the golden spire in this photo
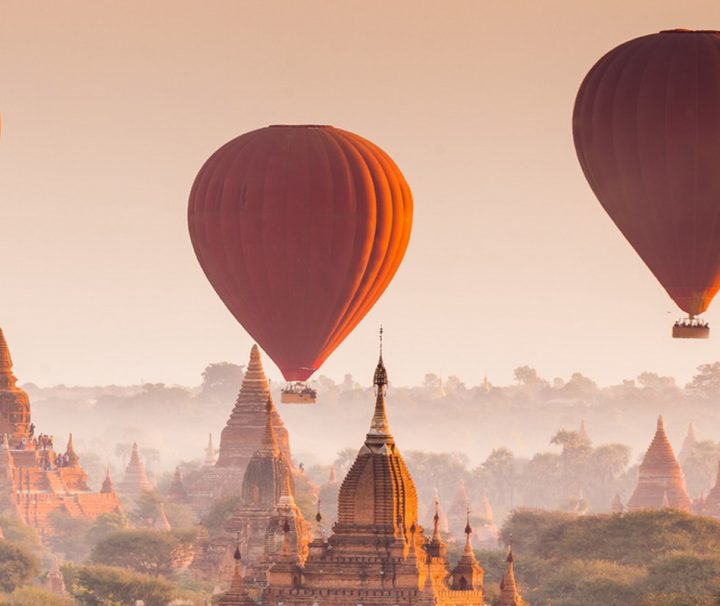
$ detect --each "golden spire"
[258,398,280,456]
[0,328,13,373]
[497,543,522,605]
[368,327,391,439]
[432,500,441,541]
[463,508,473,555]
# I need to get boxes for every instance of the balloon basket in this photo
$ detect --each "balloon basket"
[672,320,709,339]
[281,382,317,404]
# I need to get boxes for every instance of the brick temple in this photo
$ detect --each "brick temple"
[0,328,122,538]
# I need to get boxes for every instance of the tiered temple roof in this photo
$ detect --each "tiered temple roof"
[194,400,309,587]
[627,416,692,512]
[262,345,486,606]
[0,328,30,442]
[188,345,292,512]
[118,442,153,501]
[0,329,122,538]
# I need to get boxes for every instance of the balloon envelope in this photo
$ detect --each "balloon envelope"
[573,30,720,316]
[188,125,413,381]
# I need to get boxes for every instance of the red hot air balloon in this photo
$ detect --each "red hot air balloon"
[188,125,413,399]
[573,29,720,338]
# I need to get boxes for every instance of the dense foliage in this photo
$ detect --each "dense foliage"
[495,509,720,605]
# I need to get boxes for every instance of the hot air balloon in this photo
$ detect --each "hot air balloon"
[573,29,720,339]
[188,125,413,401]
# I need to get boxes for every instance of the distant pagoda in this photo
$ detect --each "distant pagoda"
[188,345,292,512]
[627,416,692,512]
[678,422,697,464]
[118,442,153,501]
[167,466,189,503]
[0,327,122,539]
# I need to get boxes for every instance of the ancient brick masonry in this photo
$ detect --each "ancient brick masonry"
[193,399,309,587]
[188,345,292,512]
[627,416,692,512]
[0,328,122,538]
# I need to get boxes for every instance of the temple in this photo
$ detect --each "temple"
[0,328,122,538]
[118,442,153,502]
[678,422,697,464]
[194,399,309,586]
[188,345,292,512]
[627,416,691,512]
[257,344,486,606]
[494,546,527,606]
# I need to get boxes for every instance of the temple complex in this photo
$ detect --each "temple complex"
[258,346,486,606]
[188,345,292,512]
[627,416,692,512]
[118,442,153,502]
[0,328,122,539]
[194,400,309,586]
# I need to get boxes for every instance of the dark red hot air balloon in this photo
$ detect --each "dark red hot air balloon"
[188,125,413,396]
[573,29,720,338]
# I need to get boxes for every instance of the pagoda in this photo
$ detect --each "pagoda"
[188,345,292,512]
[426,488,449,534]
[448,478,472,536]
[0,328,30,442]
[627,416,692,512]
[494,546,527,606]
[0,328,122,539]
[118,442,153,502]
[193,400,309,587]
[263,341,485,606]
[167,466,189,503]
[678,423,697,464]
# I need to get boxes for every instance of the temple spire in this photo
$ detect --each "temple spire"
[463,509,473,555]
[101,466,114,494]
[368,327,391,439]
[65,433,79,467]
[0,328,13,373]
[205,433,217,466]
[432,500,441,541]
[497,543,525,605]
[258,398,280,456]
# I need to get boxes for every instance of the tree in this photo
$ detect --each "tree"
[90,529,195,577]
[130,490,164,528]
[85,513,129,549]
[513,366,548,394]
[68,564,174,606]
[0,542,38,593]
[483,448,517,509]
[45,511,93,562]
[683,440,720,498]
[0,587,73,606]
[686,362,720,399]
[200,495,241,537]
[198,362,244,404]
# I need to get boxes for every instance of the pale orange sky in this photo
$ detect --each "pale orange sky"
[2,1,720,388]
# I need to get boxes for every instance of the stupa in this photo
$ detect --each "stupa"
[118,442,153,501]
[263,340,485,606]
[194,400,309,587]
[188,345,292,512]
[494,546,527,606]
[0,328,122,538]
[627,416,692,512]
[678,422,697,464]
[0,328,30,442]
[167,466,189,503]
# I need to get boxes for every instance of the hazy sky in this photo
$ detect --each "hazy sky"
[3,1,720,388]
